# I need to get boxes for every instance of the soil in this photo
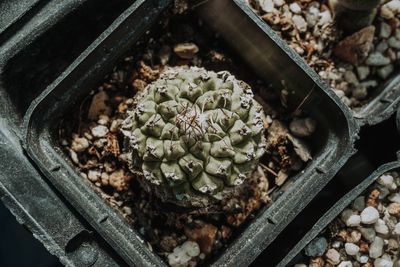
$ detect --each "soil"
[59,8,315,267]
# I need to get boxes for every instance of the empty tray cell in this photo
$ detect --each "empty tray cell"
[1,0,133,119]
[22,0,357,266]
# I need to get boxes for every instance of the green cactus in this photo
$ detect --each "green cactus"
[330,0,380,32]
[121,67,266,208]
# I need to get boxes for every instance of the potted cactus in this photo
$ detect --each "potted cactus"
[121,66,266,209]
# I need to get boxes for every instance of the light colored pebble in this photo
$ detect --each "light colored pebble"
[97,114,110,125]
[378,174,397,190]
[394,222,400,235]
[289,2,301,14]
[360,227,376,243]
[387,203,400,216]
[370,236,384,259]
[383,0,400,14]
[91,125,109,138]
[344,242,359,256]
[338,261,353,267]
[361,206,380,224]
[376,41,389,53]
[259,0,275,12]
[318,10,332,25]
[273,0,284,7]
[326,248,340,265]
[377,64,394,80]
[380,22,392,38]
[388,37,400,49]
[365,52,391,66]
[292,15,307,32]
[346,215,361,227]
[374,219,390,235]
[88,170,101,182]
[167,241,200,267]
[360,255,369,264]
[356,66,370,80]
[389,193,400,203]
[71,136,89,152]
[374,258,394,267]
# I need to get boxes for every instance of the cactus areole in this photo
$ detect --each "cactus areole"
[121,67,266,207]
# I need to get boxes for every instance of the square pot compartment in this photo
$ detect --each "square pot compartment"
[21,0,357,266]
[278,161,400,267]
[0,0,134,125]
[246,1,400,126]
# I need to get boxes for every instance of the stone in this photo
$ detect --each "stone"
[333,26,375,65]
[380,22,392,39]
[361,206,380,224]
[378,174,396,189]
[365,52,391,66]
[87,170,101,182]
[387,203,400,216]
[346,215,361,227]
[356,66,370,80]
[388,37,400,49]
[91,125,109,138]
[374,258,394,267]
[292,15,307,32]
[304,237,328,257]
[259,0,275,12]
[345,243,360,256]
[338,261,353,267]
[376,41,389,53]
[344,70,359,85]
[88,91,112,120]
[394,223,400,235]
[377,64,394,80]
[374,219,389,235]
[71,136,89,152]
[173,43,199,59]
[289,3,302,14]
[383,0,400,14]
[326,248,341,265]
[353,196,366,212]
[389,193,400,203]
[370,236,384,259]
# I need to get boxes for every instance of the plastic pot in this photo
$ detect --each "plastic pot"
[20,0,357,266]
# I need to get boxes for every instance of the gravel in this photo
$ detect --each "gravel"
[249,0,400,108]
[294,172,400,266]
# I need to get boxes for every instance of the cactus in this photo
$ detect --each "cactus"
[330,0,380,32]
[121,66,266,208]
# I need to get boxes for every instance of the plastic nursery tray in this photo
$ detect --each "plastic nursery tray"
[246,4,400,127]
[22,0,357,266]
[278,161,400,267]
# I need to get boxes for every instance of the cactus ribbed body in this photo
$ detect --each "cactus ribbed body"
[121,67,266,207]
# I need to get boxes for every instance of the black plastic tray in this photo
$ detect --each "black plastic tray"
[21,0,358,266]
[278,161,400,267]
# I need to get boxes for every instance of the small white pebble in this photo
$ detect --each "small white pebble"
[289,2,301,14]
[91,125,109,138]
[361,206,380,224]
[346,215,361,227]
[374,258,394,267]
[393,222,400,235]
[378,174,397,190]
[87,170,101,182]
[338,261,353,267]
[326,248,340,265]
[71,136,89,152]
[375,219,389,235]
[292,15,307,32]
[345,243,359,256]
[360,255,369,263]
[389,193,400,203]
[370,236,384,259]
